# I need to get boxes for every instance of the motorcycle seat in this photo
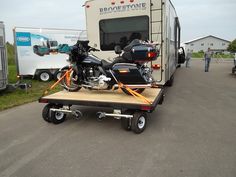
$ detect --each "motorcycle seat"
[101,60,113,70]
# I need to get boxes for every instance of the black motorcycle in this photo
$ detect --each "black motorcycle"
[60,39,159,95]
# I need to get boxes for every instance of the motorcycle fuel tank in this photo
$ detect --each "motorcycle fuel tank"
[82,54,102,65]
[112,63,146,84]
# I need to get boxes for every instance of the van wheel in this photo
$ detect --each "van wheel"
[165,75,174,87]
[54,70,62,81]
[131,112,147,134]
[121,88,145,95]
[38,70,52,82]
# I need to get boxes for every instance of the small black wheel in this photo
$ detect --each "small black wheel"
[51,108,66,124]
[131,112,147,134]
[42,103,53,123]
[165,75,174,87]
[38,70,53,82]
[232,67,236,74]
[121,88,145,95]
[51,112,66,124]
[121,110,133,131]
[158,94,164,105]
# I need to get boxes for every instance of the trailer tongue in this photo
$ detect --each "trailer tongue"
[39,87,164,134]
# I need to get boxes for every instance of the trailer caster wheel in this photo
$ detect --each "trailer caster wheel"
[232,67,236,74]
[121,118,131,131]
[42,103,53,123]
[166,75,174,87]
[131,112,147,134]
[121,110,132,131]
[51,109,66,124]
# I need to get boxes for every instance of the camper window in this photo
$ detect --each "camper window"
[99,16,149,51]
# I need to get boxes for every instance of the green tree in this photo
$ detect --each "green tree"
[6,42,15,65]
[227,39,236,53]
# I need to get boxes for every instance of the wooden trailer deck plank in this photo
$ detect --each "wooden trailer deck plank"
[43,88,161,105]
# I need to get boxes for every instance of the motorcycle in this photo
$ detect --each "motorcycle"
[59,39,159,95]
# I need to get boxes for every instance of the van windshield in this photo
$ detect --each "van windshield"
[99,16,149,51]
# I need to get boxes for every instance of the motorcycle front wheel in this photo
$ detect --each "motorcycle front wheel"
[60,68,82,92]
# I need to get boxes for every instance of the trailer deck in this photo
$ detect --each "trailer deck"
[39,88,163,110]
[39,88,164,134]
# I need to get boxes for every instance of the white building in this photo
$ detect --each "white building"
[184,35,230,53]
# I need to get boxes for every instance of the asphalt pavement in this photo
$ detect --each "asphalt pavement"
[0,60,235,177]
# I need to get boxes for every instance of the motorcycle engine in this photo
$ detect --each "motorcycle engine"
[98,75,111,89]
[85,67,111,89]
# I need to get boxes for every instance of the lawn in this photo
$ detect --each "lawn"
[192,52,234,59]
[0,65,61,111]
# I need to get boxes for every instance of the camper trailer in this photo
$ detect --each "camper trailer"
[0,22,8,91]
[39,0,184,133]
[14,27,87,81]
[85,0,184,86]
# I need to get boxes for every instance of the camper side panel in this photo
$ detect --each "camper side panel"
[162,0,178,84]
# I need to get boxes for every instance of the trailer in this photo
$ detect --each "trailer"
[0,21,8,91]
[39,87,164,134]
[13,27,87,81]
[85,0,185,86]
[39,0,183,133]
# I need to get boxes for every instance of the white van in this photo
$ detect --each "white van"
[14,27,87,81]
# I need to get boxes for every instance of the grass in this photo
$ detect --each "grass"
[0,64,62,111]
[192,52,234,59]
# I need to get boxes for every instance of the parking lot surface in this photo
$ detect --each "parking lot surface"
[0,60,235,177]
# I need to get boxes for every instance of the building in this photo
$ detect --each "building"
[184,35,230,53]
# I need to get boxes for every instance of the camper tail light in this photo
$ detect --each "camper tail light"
[130,0,135,2]
[120,0,125,4]
[152,64,161,70]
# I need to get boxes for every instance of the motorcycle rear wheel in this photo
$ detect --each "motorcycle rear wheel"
[121,88,145,95]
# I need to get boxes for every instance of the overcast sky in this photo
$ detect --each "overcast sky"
[0,0,235,43]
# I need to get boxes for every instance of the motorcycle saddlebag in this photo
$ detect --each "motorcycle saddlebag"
[112,63,146,84]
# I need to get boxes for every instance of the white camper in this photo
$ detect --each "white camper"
[13,27,87,81]
[85,0,184,86]
[0,21,8,91]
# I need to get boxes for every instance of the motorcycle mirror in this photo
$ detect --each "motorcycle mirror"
[114,45,122,55]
